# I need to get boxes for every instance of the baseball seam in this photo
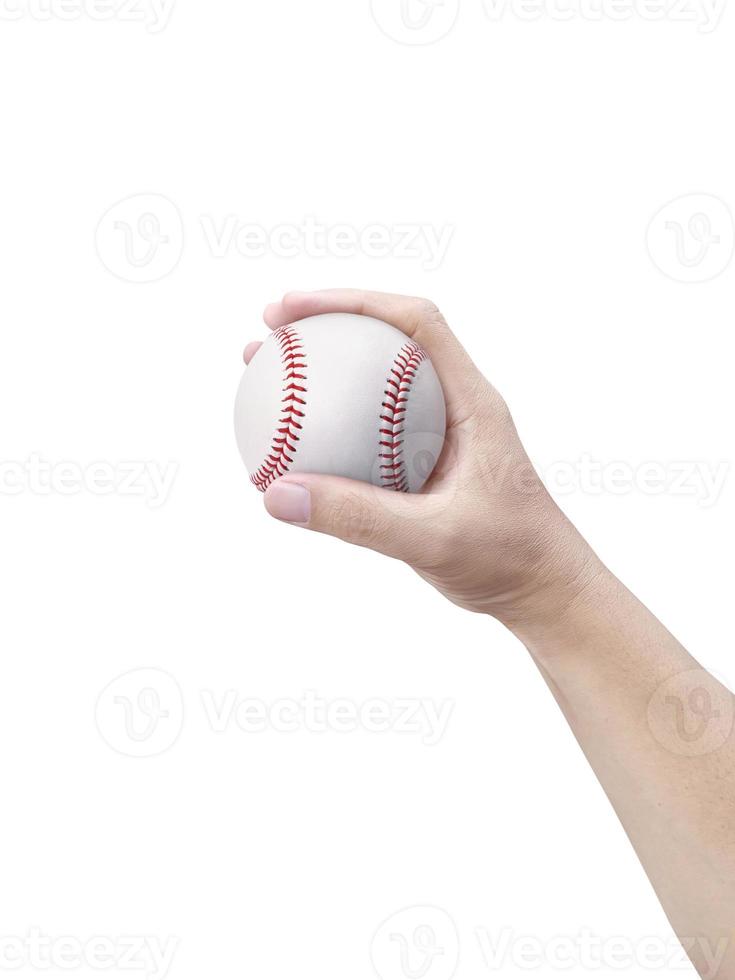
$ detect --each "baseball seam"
[251,325,308,492]
[379,340,427,493]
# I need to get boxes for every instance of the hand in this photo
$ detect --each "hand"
[245,289,601,628]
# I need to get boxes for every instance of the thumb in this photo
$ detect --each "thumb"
[263,474,430,563]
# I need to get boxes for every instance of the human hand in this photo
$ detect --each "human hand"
[244,289,601,630]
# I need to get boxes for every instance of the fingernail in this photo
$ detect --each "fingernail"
[264,481,311,524]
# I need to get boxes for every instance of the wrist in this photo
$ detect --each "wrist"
[494,520,611,652]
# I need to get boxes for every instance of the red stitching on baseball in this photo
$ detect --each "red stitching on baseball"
[251,326,307,492]
[379,340,427,493]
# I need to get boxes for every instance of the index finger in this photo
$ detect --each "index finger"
[263,288,482,410]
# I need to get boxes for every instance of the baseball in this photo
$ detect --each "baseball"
[234,313,447,493]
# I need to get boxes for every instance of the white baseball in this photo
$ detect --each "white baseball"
[234,313,446,493]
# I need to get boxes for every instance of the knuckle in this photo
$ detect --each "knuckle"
[464,374,495,412]
[410,296,444,328]
[492,393,515,431]
[474,381,514,429]
[413,296,440,315]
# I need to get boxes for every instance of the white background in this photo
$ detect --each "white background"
[1,1,733,978]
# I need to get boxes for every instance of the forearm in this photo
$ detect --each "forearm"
[507,553,735,979]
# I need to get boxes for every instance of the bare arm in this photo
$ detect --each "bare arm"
[248,288,735,978]
[515,570,735,980]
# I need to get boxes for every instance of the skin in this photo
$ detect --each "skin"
[245,289,735,979]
